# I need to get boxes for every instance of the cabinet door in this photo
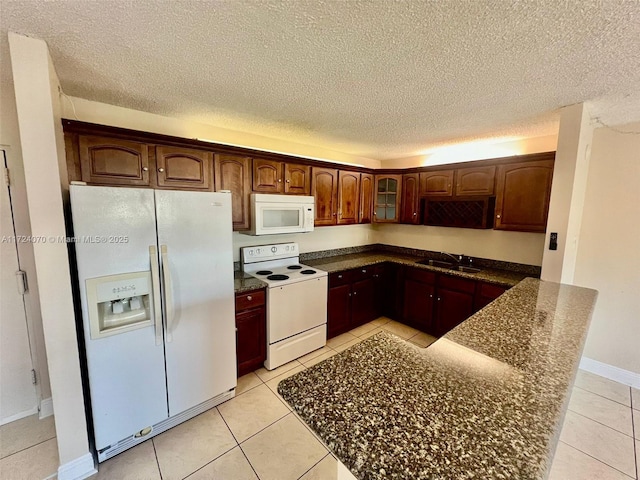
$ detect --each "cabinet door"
[155,146,213,190]
[79,135,150,186]
[494,159,554,232]
[400,173,420,224]
[374,175,402,223]
[337,171,360,225]
[312,167,339,226]
[403,279,435,333]
[455,165,496,196]
[214,154,251,230]
[252,159,282,193]
[284,163,311,195]
[435,288,474,336]
[474,283,507,312]
[328,284,351,338]
[351,277,376,327]
[359,173,374,224]
[236,307,266,377]
[419,170,453,196]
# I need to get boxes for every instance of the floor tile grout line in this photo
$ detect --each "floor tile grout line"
[179,444,239,480]
[573,384,632,409]
[0,434,57,461]
[558,440,637,479]
[151,437,164,480]
[296,452,331,480]
[237,411,294,446]
[568,408,636,439]
[630,387,638,480]
[237,443,261,480]
[216,405,241,445]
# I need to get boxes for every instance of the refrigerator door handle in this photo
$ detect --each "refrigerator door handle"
[149,245,163,346]
[160,245,174,342]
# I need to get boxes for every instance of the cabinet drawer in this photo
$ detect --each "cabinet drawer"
[438,274,475,294]
[235,289,266,311]
[478,282,507,299]
[352,265,375,281]
[405,267,436,285]
[329,270,353,287]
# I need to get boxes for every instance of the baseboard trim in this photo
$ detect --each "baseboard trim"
[0,405,39,425]
[39,397,54,419]
[580,356,640,389]
[57,452,96,480]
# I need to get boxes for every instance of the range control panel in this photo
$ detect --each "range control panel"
[241,242,299,264]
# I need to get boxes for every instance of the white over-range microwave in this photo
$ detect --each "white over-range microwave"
[245,194,315,235]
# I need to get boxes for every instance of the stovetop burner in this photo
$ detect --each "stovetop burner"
[287,265,303,270]
[256,270,273,275]
[267,274,289,281]
[300,269,316,275]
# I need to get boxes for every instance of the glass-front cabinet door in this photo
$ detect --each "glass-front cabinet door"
[374,175,402,223]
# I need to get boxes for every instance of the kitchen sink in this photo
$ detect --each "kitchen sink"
[416,259,455,268]
[416,259,482,273]
[451,265,482,273]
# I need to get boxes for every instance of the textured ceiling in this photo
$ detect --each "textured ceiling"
[2,0,640,160]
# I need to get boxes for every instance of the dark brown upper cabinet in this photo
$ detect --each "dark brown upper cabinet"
[337,171,360,225]
[419,170,454,196]
[78,135,151,186]
[374,175,402,223]
[312,167,339,226]
[400,173,420,224]
[359,173,374,224]
[454,165,496,196]
[214,154,251,230]
[284,163,311,195]
[155,146,213,190]
[252,159,310,194]
[494,159,554,232]
[252,158,281,193]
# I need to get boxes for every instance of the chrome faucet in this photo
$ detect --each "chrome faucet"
[441,252,463,264]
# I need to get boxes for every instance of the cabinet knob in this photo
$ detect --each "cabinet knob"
[496,214,501,219]
[142,167,149,172]
[437,297,441,301]
[348,292,352,297]
[286,179,290,183]
[374,274,379,278]
[278,178,282,183]
[413,212,417,216]
[429,294,433,298]
[333,212,337,216]
[338,274,343,279]
[362,269,367,273]
[247,295,252,301]
[353,291,357,295]
[158,168,165,173]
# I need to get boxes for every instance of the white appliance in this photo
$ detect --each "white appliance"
[70,185,236,462]
[246,194,315,235]
[241,243,327,369]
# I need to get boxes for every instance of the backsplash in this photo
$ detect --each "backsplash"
[299,244,542,276]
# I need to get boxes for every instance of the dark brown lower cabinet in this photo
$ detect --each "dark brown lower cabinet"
[433,275,475,336]
[474,282,507,312]
[235,289,266,377]
[327,267,379,338]
[402,268,436,332]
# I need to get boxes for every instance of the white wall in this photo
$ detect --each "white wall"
[541,104,594,282]
[381,134,558,169]
[374,224,545,265]
[233,224,374,262]
[574,122,640,375]
[9,33,94,477]
[62,96,381,169]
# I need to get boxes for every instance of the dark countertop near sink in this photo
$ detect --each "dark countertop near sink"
[305,252,529,287]
[278,278,598,480]
[234,270,266,294]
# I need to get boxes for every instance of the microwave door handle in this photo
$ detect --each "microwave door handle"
[149,246,163,346]
[160,245,174,342]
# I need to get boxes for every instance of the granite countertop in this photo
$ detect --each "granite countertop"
[305,252,529,287]
[233,270,266,293]
[278,278,598,480]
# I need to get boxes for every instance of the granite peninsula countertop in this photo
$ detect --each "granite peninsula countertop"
[278,278,598,480]
[305,252,529,287]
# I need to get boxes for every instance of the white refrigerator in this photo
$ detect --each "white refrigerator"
[70,185,236,462]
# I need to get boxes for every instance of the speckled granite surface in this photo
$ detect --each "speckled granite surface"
[278,278,598,480]
[234,270,266,293]
[305,252,528,287]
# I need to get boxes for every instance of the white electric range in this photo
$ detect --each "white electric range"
[241,242,328,370]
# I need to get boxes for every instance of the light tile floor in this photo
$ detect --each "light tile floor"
[1,317,638,479]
